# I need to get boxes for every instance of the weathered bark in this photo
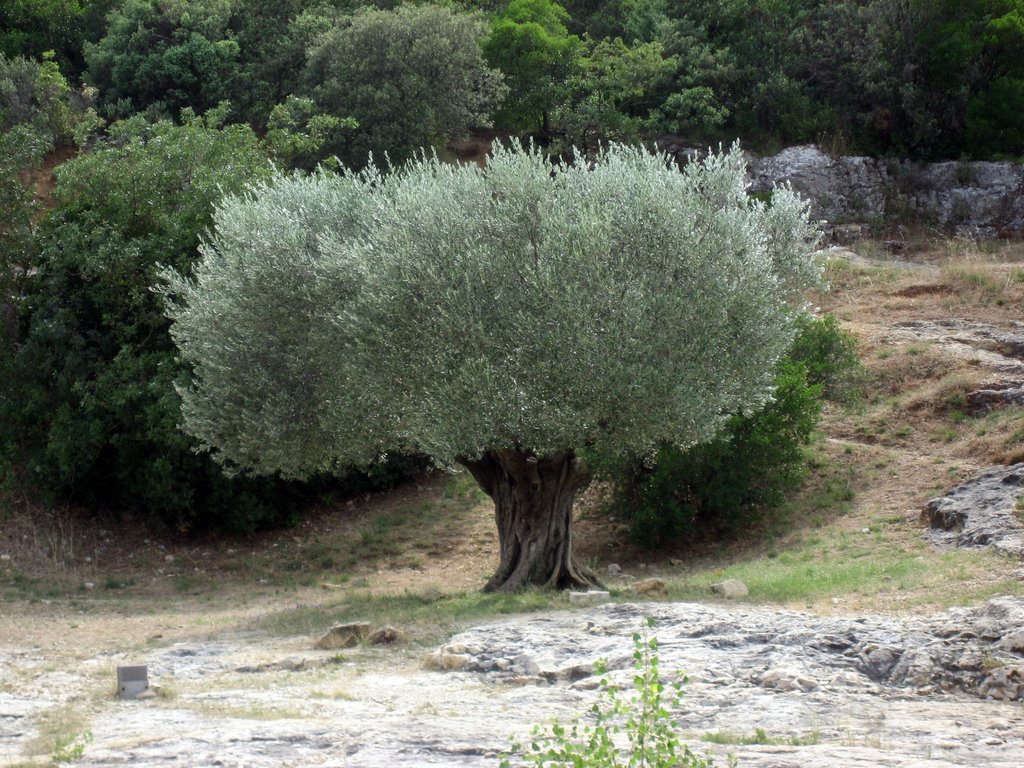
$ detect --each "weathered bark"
[460,449,602,592]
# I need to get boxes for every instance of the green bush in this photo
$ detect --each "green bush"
[0,108,294,533]
[789,311,864,402]
[502,618,712,768]
[602,314,861,547]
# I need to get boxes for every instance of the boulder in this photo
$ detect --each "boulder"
[922,464,1024,557]
[710,579,749,599]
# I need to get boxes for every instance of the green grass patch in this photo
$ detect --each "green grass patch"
[667,542,1024,607]
[703,727,820,746]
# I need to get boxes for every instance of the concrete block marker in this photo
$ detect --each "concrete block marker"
[117,665,149,699]
[569,590,610,605]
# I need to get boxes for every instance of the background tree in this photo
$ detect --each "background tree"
[228,0,341,125]
[163,144,819,590]
[0,0,117,79]
[84,0,241,119]
[555,36,673,150]
[483,0,581,133]
[302,3,506,166]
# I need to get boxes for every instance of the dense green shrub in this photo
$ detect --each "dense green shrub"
[0,108,293,533]
[602,313,861,548]
[0,52,99,145]
[789,311,865,402]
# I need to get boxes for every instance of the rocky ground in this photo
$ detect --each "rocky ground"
[2,598,1023,768]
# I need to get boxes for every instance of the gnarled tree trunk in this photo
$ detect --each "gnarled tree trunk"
[460,449,602,592]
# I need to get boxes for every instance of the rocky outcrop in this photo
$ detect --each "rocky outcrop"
[922,464,1024,558]
[657,141,1024,239]
[446,598,1024,702]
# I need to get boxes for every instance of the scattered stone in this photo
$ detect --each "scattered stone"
[669,558,683,567]
[164,554,174,563]
[710,579,749,599]
[0,554,9,561]
[83,582,95,590]
[632,577,668,597]
[996,631,1024,653]
[921,463,1024,557]
[542,663,595,683]
[606,563,621,576]
[315,622,372,650]
[511,654,540,676]
[569,590,610,605]
[760,666,818,692]
[369,626,407,646]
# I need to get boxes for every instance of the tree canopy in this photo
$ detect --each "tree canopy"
[302,3,506,166]
[163,143,819,587]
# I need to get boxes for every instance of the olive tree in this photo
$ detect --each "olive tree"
[163,144,819,591]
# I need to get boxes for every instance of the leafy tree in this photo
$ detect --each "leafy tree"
[0,52,98,143]
[483,0,582,133]
[264,95,358,170]
[0,0,117,78]
[302,3,505,166]
[162,144,819,589]
[555,36,674,149]
[229,0,340,124]
[84,0,241,119]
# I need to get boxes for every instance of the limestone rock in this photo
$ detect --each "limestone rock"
[710,579,749,599]
[996,630,1024,653]
[660,141,1024,238]
[632,578,668,597]
[921,464,1024,557]
[979,664,1024,701]
[510,654,540,676]
[760,666,818,692]
[606,563,621,576]
[315,622,372,650]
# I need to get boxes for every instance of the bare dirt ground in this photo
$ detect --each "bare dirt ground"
[2,237,1024,766]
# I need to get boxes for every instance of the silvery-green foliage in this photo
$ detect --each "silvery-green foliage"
[164,143,819,477]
